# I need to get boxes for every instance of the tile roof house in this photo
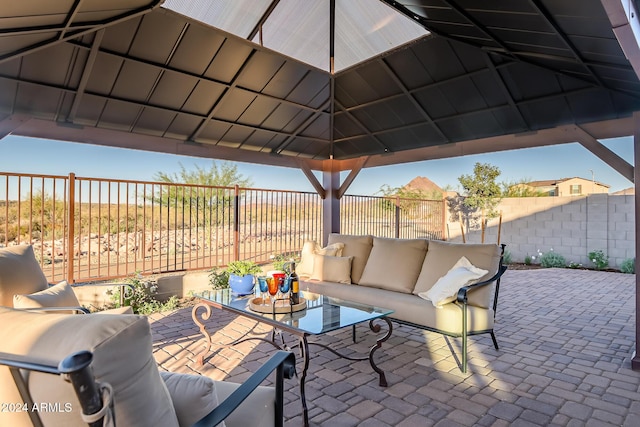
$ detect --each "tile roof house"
[518,177,610,196]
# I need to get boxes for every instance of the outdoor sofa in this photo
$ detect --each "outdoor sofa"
[298,234,507,372]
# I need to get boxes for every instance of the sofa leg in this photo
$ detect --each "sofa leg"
[490,331,499,350]
[462,303,467,373]
[462,333,467,373]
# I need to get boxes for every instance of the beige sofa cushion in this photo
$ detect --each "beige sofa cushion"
[310,254,353,284]
[297,241,344,277]
[413,240,501,308]
[327,234,373,284]
[0,245,48,307]
[13,280,80,310]
[358,237,428,293]
[0,307,179,427]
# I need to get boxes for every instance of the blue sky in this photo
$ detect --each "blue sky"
[0,135,635,195]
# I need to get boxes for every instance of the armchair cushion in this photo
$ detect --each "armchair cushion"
[160,371,222,427]
[0,307,179,427]
[13,280,80,310]
[215,381,276,427]
[0,245,48,307]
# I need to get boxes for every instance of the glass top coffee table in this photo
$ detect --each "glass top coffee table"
[192,288,394,426]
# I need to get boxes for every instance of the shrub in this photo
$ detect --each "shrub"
[108,272,177,314]
[270,253,300,271]
[620,258,635,274]
[502,250,512,265]
[524,255,532,265]
[568,261,582,269]
[588,250,609,270]
[209,266,230,289]
[539,251,566,268]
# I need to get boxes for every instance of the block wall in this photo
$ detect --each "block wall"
[445,194,635,268]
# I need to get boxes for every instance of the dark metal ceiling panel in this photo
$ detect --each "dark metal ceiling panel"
[110,61,161,101]
[86,54,123,94]
[203,39,253,84]
[149,73,199,109]
[235,51,286,92]
[165,114,202,140]
[238,96,281,127]
[74,94,107,126]
[332,120,361,141]
[0,0,162,63]
[168,26,226,75]
[1,0,640,166]
[128,11,187,64]
[339,135,381,157]
[182,81,226,115]
[100,99,141,130]
[286,71,330,107]
[241,129,280,151]
[15,84,62,120]
[197,121,232,143]
[221,126,254,147]
[261,104,306,131]
[262,62,310,99]
[214,89,257,122]
[134,108,177,137]
[300,115,331,140]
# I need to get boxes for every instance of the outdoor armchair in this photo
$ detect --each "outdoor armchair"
[0,244,131,314]
[0,307,296,427]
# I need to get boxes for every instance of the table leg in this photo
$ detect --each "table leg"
[368,317,393,387]
[298,335,310,427]
[191,303,213,366]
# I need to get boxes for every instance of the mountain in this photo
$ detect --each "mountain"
[404,176,443,195]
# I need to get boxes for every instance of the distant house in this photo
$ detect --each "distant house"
[516,177,609,196]
[612,187,634,195]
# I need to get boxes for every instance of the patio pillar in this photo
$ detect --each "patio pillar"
[633,112,640,370]
[322,160,340,245]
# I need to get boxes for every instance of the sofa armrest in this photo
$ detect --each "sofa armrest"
[456,264,508,305]
[192,350,296,427]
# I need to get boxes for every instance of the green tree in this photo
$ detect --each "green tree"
[458,162,502,242]
[153,161,253,188]
[376,184,442,217]
[151,161,253,225]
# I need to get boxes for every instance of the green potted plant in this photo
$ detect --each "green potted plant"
[227,260,263,295]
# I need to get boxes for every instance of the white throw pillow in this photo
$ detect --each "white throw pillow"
[297,241,344,276]
[310,254,353,284]
[418,257,488,307]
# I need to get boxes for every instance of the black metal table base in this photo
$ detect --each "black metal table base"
[192,303,392,427]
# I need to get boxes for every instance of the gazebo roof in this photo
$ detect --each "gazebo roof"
[1,0,640,172]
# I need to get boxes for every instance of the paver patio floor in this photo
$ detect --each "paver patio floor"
[149,268,640,426]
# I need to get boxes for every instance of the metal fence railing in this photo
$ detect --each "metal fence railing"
[341,194,445,240]
[1,172,444,283]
